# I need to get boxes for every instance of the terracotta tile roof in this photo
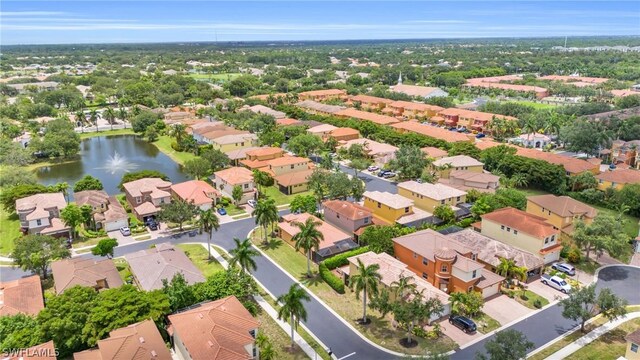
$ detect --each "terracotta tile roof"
[134,202,160,216]
[390,84,445,98]
[125,243,205,291]
[438,108,518,122]
[330,127,360,137]
[349,94,394,104]
[0,275,44,316]
[102,196,128,223]
[391,121,471,143]
[279,213,352,250]
[307,124,338,134]
[7,341,56,360]
[464,81,548,94]
[39,217,71,235]
[74,190,109,208]
[611,89,639,97]
[389,100,444,113]
[421,147,448,159]
[168,296,260,360]
[338,138,398,157]
[214,167,254,185]
[364,191,413,209]
[190,122,227,136]
[249,93,286,101]
[51,258,123,295]
[73,320,171,360]
[475,270,505,289]
[200,129,246,141]
[274,169,314,187]
[16,192,66,213]
[213,133,258,145]
[299,89,346,97]
[335,108,399,125]
[454,256,485,272]
[481,207,558,239]
[322,200,372,220]
[296,100,346,114]
[393,229,481,269]
[398,181,467,200]
[225,146,261,161]
[276,118,303,126]
[449,170,500,184]
[538,75,609,84]
[247,105,286,119]
[626,328,640,345]
[596,169,640,185]
[122,178,172,198]
[433,155,484,168]
[172,180,221,206]
[527,194,597,218]
[267,156,310,167]
[245,147,283,158]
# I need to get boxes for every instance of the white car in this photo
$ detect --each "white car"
[247,199,257,208]
[367,165,379,172]
[541,274,572,293]
[119,227,131,236]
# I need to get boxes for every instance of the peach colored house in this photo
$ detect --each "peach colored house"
[421,147,448,159]
[437,108,518,134]
[239,147,285,170]
[322,200,373,237]
[298,89,347,102]
[16,192,70,237]
[74,190,128,232]
[391,121,472,143]
[347,94,393,111]
[296,100,346,115]
[334,108,400,126]
[389,84,449,99]
[383,101,444,119]
[212,167,256,204]
[51,257,123,295]
[122,177,173,221]
[328,127,360,142]
[171,180,221,211]
[0,275,44,316]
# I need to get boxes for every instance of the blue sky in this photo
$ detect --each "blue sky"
[1,1,639,45]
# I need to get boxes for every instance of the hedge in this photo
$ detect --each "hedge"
[319,263,345,294]
[322,246,370,270]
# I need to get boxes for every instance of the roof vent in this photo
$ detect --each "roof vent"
[197,313,204,319]
[139,336,145,343]
[151,350,157,357]
[207,340,214,347]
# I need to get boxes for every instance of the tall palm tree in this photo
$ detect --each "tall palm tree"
[229,237,259,276]
[170,124,188,147]
[448,292,468,316]
[103,107,116,130]
[253,197,279,244]
[390,272,416,301]
[117,107,128,128]
[349,259,382,324]
[197,209,220,260]
[75,110,86,130]
[522,118,537,143]
[54,182,69,202]
[292,217,324,278]
[89,109,100,132]
[252,170,272,196]
[496,258,527,285]
[277,283,310,349]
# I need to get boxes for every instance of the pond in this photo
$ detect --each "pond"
[35,135,189,196]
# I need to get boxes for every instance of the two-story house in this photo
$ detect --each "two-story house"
[526,194,597,236]
[168,296,260,360]
[479,207,562,264]
[322,200,373,239]
[362,191,432,227]
[122,177,173,222]
[16,192,70,237]
[266,156,314,195]
[211,167,256,205]
[298,89,347,102]
[381,101,444,119]
[348,95,393,111]
[397,181,467,213]
[212,133,259,153]
[610,140,640,168]
[392,229,504,298]
[74,190,129,232]
[595,169,640,191]
[432,155,484,179]
[440,170,501,193]
[307,124,338,139]
[239,147,285,170]
[338,138,399,166]
[171,180,221,211]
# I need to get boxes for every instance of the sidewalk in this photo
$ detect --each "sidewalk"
[542,312,640,359]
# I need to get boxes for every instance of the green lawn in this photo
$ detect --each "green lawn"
[188,73,242,82]
[152,135,198,165]
[509,100,558,110]
[263,186,312,206]
[113,258,133,283]
[503,289,549,310]
[0,208,21,256]
[566,317,640,360]
[177,244,224,277]
[223,204,246,216]
[472,312,501,334]
[79,128,136,139]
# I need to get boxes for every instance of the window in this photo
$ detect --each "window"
[472,270,477,278]
[441,200,445,204]
[545,237,550,244]
[468,286,473,293]
[364,217,369,224]
[36,219,42,226]
[422,258,428,265]
[101,203,105,209]
[550,235,556,242]
[501,225,505,230]
[336,214,340,219]
[456,196,461,202]
[514,230,518,235]
[377,202,381,208]
[241,142,245,146]
[404,207,410,213]
[244,184,249,189]
[472,254,477,261]
[136,197,142,204]
[507,227,511,232]
[291,165,295,169]
[632,343,639,353]
[413,252,417,259]
[422,272,428,280]
[160,198,165,204]
[440,264,448,272]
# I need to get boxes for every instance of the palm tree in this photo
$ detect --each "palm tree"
[117,107,128,128]
[103,107,116,130]
[449,292,468,316]
[252,170,272,196]
[496,258,527,286]
[170,124,188,148]
[75,110,86,130]
[390,272,416,301]
[277,283,310,349]
[292,217,324,278]
[197,209,220,260]
[522,118,537,144]
[229,237,259,276]
[253,197,279,244]
[508,174,529,188]
[349,258,382,324]
[54,182,69,202]
[89,109,100,132]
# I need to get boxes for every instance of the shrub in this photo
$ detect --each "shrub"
[560,245,570,259]
[456,217,475,228]
[319,263,344,294]
[533,299,543,309]
[322,246,370,270]
[567,247,582,264]
[219,197,231,207]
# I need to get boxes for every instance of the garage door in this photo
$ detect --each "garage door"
[105,218,129,232]
[483,284,500,298]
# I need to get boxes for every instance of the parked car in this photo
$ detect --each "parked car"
[147,221,158,231]
[119,227,131,236]
[541,274,572,293]
[377,170,389,177]
[247,199,257,208]
[552,262,576,276]
[217,208,227,215]
[66,238,73,249]
[367,165,379,172]
[475,133,486,138]
[329,153,338,158]
[383,172,396,178]
[449,315,477,333]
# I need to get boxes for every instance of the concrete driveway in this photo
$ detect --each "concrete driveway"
[434,317,483,347]
[482,295,532,326]
[526,278,569,303]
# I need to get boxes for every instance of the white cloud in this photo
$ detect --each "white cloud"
[0,11,67,16]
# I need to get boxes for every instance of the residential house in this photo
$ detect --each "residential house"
[168,296,260,360]
[276,118,303,127]
[171,180,221,211]
[421,147,448,159]
[625,329,640,360]
[225,146,262,166]
[595,169,640,190]
[397,181,467,213]
[438,108,518,134]
[345,251,451,321]
[125,243,205,291]
[246,104,286,119]
[73,320,171,360]
[515,133,552,149]
[265,156,314,195]
[74,190,128,232]
[526,194,597,236]
[334,108,400,126]
[538,75,610,85]
[382,101,444,119]
[391,121,472,143]
[393,229,504,298]
[362,191,433,227]
[190,121,228,143]
[295,100,346,115]
[446,229,545,280]
[0,275,45,316]
[307,124,338,138]
[389,84,449,99]
[432,155,484,178]
[164,111,197,124]
[6,341,57,360]
[212,167,256,204]
[479,207,562,264]
[298,89,347,101]
[7,81,59,93]
[211,133,259,153]
[322,200,373,238]
[440,170,500,193]
[122,177,173,222]
[610,140,640,168]
[16,192,70,237]
[347,95,393,111]
[337,138,399,165]
[328,127,360,142]
[463,81,549,99]
[239,147,285,170]
[12,132,31,148]
[51,257,123,295]
[277,213,358,261]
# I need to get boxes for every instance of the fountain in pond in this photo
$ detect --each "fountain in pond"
[98,152,139,174]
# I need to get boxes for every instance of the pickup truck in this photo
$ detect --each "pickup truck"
[541,274,572,293]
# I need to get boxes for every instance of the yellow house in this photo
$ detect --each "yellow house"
[480,207,562,264]
[265,156,314,195]
[595,169,640,191]
[432,155,484,179]
[362,191,414,224]
[212,133,259,153]
[526,194,597,235]
[397,181,466,213]
[625,329,640,360]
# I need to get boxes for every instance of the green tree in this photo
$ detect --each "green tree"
[349,259,382,324]
[289,194,318,214]
[326,171,353,200]
[183,157,211,179]
[144,124,159,141]
[448,142,481,158]
[292,217,324,277]
[394,291,444,347]
[570,171,598,191]
[351,177,366,202]
[89,109,99,132]
[0,166,37,187]
[573,214,629,260]
[200,148,230,172]
[103,107,116,130]
[0,184,51,212]
[253,197,279,244]
[0,314,44,351]
[277,284,311,348]
[193,269,259,314]
[73,175,104,192]
[198,208,220,260]
[229,237,260,276]
[434,204,456,224]
[476,329,534,360]
[560,119,612,158]
[560,284,627,332]
[157,199,198,231]
[287,134,323,157]
[495,258,527,284]
[449,291,484,317]
[253,170,273,196]
[388,144,430,180]
[232,185,244,205]
[162,273,198,312]
[91,238,118,258]
[11,234,71,279]
[349,158,370,179]
[61,204,84,240]
[256,333,278,360]
[131,110,159,133]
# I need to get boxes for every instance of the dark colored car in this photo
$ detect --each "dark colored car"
[449,315,477,333]
[145,219,158,231]
[377,170,390,177]
[217,207,227,215]
[475,133,486,138]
